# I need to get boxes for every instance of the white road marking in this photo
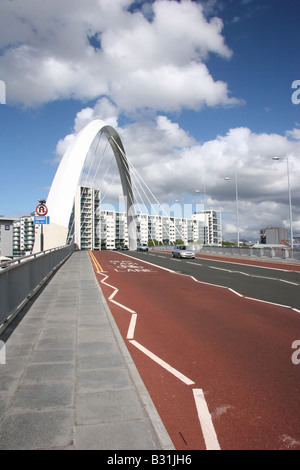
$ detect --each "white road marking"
[243,297,292,308]
[280,279,299,286]
[127,313,138,339]
[129,340,195,386]
[96,253,298,451]
[110,299,136,313]
[193,389,221,451]
[208,266,299,285]
[196,255,300,273]
[100,272,136,313]
[228,288,244,297]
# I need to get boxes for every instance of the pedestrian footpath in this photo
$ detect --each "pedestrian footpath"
[0,251,174,450]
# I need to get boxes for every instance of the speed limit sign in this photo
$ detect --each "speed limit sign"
[36,204,48,216]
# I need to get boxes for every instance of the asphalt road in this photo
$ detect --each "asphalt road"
[129,250,300,310]
[90,250,300,450]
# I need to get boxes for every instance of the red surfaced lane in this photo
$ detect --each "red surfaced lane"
[90,251,300,450]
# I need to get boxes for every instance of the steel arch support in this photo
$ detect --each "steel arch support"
[33,119,136,252]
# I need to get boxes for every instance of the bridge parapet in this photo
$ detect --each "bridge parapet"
[0,244,76,334]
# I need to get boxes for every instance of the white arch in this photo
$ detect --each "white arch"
[33,119,136,252]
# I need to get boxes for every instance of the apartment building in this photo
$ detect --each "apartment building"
[100,210,128,250]
[67,186,101,250]
[13,215,35,256]
[6,186,222,254]
[67,186,223,250]
[69,186,222,250]
[192,210,222,245]
[133,210,222,247]
[0,217,15,258]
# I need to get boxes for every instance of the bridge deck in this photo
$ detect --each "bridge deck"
[0,251,173,450]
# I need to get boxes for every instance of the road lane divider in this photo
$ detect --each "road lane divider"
[125,253,300,312]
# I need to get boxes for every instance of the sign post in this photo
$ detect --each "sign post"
[35,202,48,251]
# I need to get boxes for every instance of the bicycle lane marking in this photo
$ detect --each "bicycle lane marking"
[90,250,221,450]
[91,255,300,450]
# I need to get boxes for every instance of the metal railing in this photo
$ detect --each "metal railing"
[151,244,300,261]
[198,245,300,260]
[0,244,76,334]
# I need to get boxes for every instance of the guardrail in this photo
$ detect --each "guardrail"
[0,244,76,334]
[198,245,300,260]
[151,244,300,261]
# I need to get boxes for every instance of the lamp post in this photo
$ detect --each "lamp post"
[224,173,240,246]
[196,188,206,244]
[272,156,294,250]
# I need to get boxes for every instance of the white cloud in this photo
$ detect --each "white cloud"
[286,128,300,141]
[56,97,300,240]
[2,0,299,241]
[0,0,241,111]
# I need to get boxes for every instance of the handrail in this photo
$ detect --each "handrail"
[0,244,74,270]
[0,244,76,334]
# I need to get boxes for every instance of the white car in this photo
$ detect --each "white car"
[172,245,195,259]
[137,243,149,252]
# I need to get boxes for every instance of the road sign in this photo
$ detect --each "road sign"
[34,216,50,225]
[36,204,48,216]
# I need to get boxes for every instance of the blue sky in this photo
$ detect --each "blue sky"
[0,0,299,241]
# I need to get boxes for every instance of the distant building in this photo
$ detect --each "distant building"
[0,217,15,258]
[6,186,222,254]
[67,186,101,250]
[13,215,35,256]
[66,186,222,249]
[260,226,288,245]
[192,210,222,245]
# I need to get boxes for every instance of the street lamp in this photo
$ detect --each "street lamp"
[224,173,240,246]
[272,156,294,250]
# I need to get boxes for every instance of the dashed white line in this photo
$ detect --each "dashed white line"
[121,253,299,311]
